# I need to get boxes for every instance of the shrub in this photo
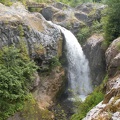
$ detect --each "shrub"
[117,42,120,51]
[18,24,24,38]
[71,75,108,120]
[77,20,103,45]
[91,21,103,33]
[0,0,12,6]
[71,91,104,120]
[77,26,91,45]
[104,0,120,45]
[21,95,52,120]
[49,56,61,70]
[53,104,67,120]
[0,46,37,119]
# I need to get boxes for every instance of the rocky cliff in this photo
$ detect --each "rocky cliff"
[0,3,62,68]
[83,38,120,120]
[0,2,65,119]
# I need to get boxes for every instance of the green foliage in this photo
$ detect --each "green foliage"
[77,21,103,45]
[77,26,91,45]
[53,104,67,120]
[104,0,120,45]
[18,24,24,38]
[71,75,108,120]
[55,0,107,7]
[0,46,37,119]
[101,32,109,50]
[96,74,108,91]
[0,0,12,6]
[93,0,101,2]
[71,92,104,120]
[56,0,93,7]
[35,0,50,3]
[49,56,61,70]
[21,95,52,120]
[91,21,103,33]
[117,42,120,51]
[28,7,42,12]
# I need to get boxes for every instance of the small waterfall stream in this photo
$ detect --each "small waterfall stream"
[48,21,93,101]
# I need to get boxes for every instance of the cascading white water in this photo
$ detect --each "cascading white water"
[48,21,93,101]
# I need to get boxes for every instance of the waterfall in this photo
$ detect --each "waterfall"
[61,28,92,101]
[48,21,93,101]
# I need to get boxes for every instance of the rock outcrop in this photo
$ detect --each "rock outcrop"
[41,2,106,34]
[83,34,106,86]
[105,37,120,77]
[0,2,63,70]
[0,2,65,118]
[33,67,65,109]
[83,37,120,120]
[83,75,120,120]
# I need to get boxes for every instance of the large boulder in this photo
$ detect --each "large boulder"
[83,34,106,86]
[41,6,59,21]
[105,37,120,76]
[74,11,88,23]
